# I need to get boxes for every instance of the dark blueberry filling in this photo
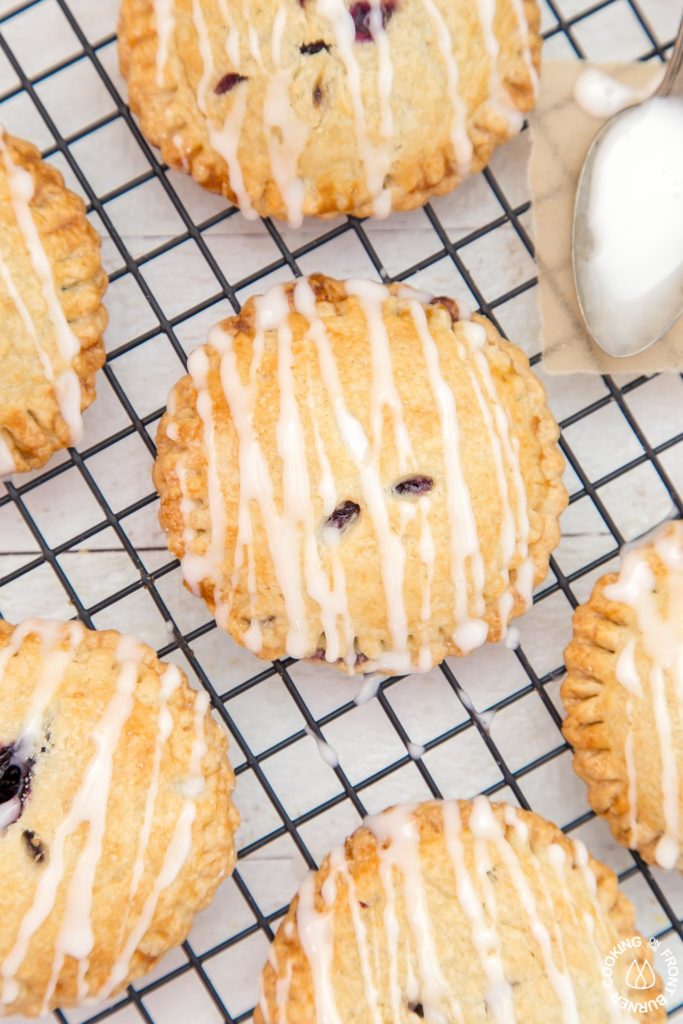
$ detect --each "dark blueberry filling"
[313,83,324,106]
[300,40,330,54]
[393,476,433,497]
[355,652,368,668]
[324,500,360,532]
[408,1005,425,1019]
[430,295,460,323]
[215,72,248,95]
[349,1,396,42]
[22,829,46,864]
[0,743,34,822]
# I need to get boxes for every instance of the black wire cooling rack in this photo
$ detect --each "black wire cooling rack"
[1,0,683,1021]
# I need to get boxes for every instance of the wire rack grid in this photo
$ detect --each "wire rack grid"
[0,0,682,1021]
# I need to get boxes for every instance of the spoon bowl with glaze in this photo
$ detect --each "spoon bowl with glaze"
[572,18,683,358]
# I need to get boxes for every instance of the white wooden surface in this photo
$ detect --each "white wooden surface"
[1,0,683,1021]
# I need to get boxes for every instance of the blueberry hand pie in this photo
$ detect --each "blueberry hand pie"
[256,799,663,1022]
[563,521,683,870]
[154,275,566,674]
[0,619,238,1016]
[118,0,541,223]
[0,129,108,476]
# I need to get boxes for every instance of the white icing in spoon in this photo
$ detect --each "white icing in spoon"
[574,96,683,357]
[574,66,662,120]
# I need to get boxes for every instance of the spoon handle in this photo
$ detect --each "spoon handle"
[656,13,683,98]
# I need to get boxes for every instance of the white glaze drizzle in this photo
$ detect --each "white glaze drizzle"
[191,0,214,115]
[277,799,635,1022]
[0,621,84,834]
[366,805,464,1022]
[0,435,14,476]
[508,0,539,97]
[461,319,533,622]
[1,634,144,1007]
[327,845,383,1023]
[305,727,340,769]
[0,128,84,445]
[296,870,343,1024]
[264,3,310,227]
[208,287,351,660]
[469,799,579,1022]
[216,0,240,66]
[0,625,212,1008]
[408,299,487,652]
[40,635,145,1010]
[316,0,393,217]
[475,0,524,132]
[604,525,683,869]
[185,346,231,629]
[158,0,536,221]
[100,688,209,998]
[442,801,514,1022]
[122,665,182,918]
[421,0,473,175]
[153,0,175,86]
[184,279,537,670]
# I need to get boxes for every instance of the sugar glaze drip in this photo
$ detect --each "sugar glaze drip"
[153,0,536,222]
[604,523,683,869]
[0,622,212,1009]
[0,128,84,458]
[261,800,634,1022]
[178,279,534,671]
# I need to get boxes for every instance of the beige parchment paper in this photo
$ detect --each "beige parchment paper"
[529,59,683,374]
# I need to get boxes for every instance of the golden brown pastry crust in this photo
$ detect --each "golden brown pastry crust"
[118,0,541,220]
[154,276,566,674]
[0,619,239,1017]
[256,800,664,1023]
[0,132,108,474]
[562,522,683,869]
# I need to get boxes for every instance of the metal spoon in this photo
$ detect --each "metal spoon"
[572,18,683,357]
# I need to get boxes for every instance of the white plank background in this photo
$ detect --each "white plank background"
[0,0,682,1021]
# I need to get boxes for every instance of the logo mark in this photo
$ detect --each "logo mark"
[602,935,678,1015]
[626,957,657,990]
